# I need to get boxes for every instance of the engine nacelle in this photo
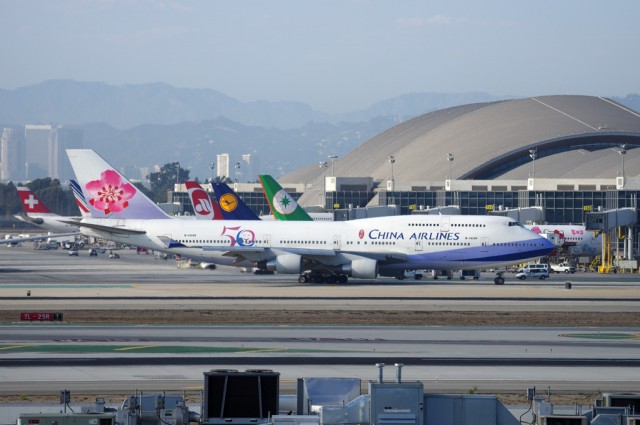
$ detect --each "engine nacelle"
[342,258,379,279]
[266,254,303,274]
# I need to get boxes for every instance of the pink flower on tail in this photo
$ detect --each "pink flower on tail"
[85,170,136,215]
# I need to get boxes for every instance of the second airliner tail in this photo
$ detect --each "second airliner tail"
[184,180,224,220]
[66,149,171,220]
[17,186,53,215]
[259,175,313,221]
[211,182,260,220]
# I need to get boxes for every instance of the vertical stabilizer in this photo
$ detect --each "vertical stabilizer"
[210,182,260,220]
[69,179,91,218]
[66,149,170,219]
[184,180,224,220]
[259,175,313,221]
[17,186,53,215]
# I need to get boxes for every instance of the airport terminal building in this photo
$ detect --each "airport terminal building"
[174,95,640,256]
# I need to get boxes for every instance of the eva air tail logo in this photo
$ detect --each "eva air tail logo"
[273,190,297,215]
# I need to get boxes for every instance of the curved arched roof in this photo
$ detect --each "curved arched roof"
[282,95,640,192]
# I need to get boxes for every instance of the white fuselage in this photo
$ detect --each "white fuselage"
[526,224,601,256]
[78,214,554,275]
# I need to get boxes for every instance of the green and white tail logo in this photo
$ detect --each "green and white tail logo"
[273,190,298,215]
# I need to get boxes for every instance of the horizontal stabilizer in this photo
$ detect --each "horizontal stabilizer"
[157,236,188,249]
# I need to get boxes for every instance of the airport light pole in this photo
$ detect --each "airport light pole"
[529,149,537,179]
[234,162,241,183]
[210,162,215,183]
[388,155,395,182]
[319,161,328,208]
[176,162,180,187]
[618,144,627,180]
[447,153,454,179]
[328,155,338,177]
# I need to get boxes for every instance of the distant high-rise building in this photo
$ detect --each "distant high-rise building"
[217,153,230,181]
[24,124,52,179]
[241,153,259,183]
[22,124,83,181]
[0,127,25,181]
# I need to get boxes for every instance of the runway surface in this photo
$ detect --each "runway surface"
[1,244,639,396]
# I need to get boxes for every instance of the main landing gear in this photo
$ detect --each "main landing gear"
[298,272,349,284]
[494,271,505,285]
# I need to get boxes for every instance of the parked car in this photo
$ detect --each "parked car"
[551,262,576,274]
[68,248,79,256]
[516,264,550,280]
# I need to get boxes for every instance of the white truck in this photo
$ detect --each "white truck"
[551,262,576,274]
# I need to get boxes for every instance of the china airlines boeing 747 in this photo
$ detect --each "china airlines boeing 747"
[66,149,554,284]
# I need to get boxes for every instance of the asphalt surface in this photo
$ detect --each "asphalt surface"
[0,244,639,397]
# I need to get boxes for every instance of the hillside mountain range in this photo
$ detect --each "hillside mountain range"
[1,80,638,179]
[0,80,510,130]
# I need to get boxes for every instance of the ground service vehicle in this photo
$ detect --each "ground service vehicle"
[516,264,550,280]
[551,262,576,274]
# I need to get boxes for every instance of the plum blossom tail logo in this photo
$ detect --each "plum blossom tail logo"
[85,170,136,215]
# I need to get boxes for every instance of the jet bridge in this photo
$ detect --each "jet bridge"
[585,208,638,273]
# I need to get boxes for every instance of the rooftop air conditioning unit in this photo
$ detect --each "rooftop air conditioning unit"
[537,415,587,425]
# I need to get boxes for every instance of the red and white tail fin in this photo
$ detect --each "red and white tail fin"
[17,187,53,215]
[184,180,224,220]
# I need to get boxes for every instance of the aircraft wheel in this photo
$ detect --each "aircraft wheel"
[326,275,337,284]
[415,274,423,280]
[298,275,308,283]
[338,274,348,284]
[494,276,505,285]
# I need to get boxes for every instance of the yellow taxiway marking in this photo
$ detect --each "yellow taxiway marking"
[0,345,29,350]
[114,346,158,351]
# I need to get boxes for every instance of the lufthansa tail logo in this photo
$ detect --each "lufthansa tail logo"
[219,193,238,212]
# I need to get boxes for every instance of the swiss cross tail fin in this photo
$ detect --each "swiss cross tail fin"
[17,186,53,215]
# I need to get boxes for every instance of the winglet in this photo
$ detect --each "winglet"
[259,175,313,221]
[66,149,170,220]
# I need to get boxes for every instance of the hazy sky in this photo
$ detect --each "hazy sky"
[1,0,639,113]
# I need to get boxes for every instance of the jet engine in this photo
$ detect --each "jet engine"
[265,254,303,274]
[341,257,378,279]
